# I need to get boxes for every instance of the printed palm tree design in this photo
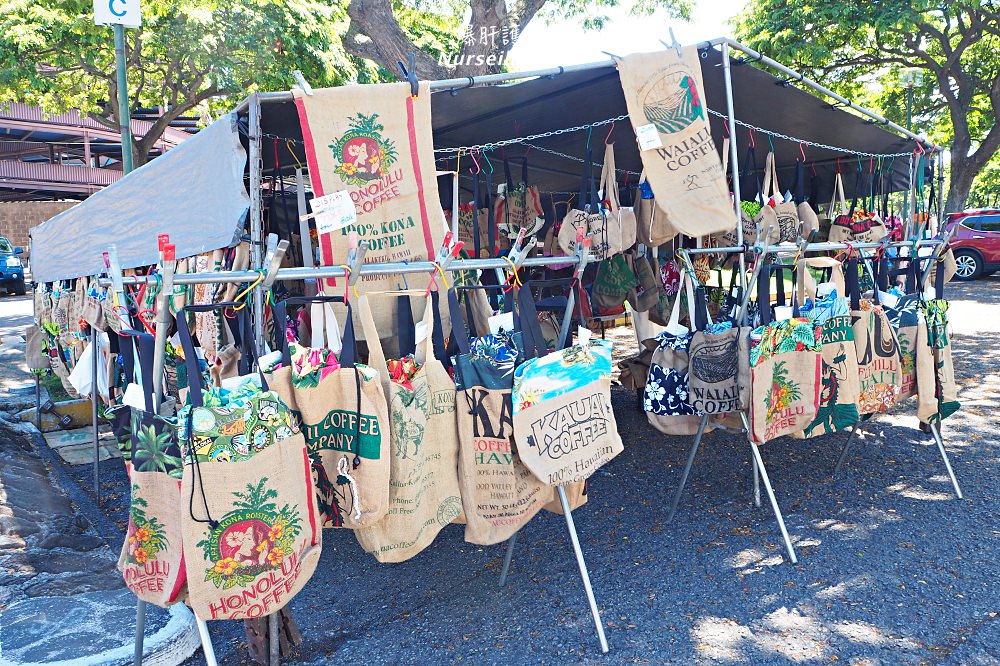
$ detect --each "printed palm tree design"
[765,361,801,421]
[198,478,302,590]
[126,490,168,566]
[391,382,427,460]
[131,412,183,478]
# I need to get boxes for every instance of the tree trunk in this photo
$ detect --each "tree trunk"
[947,154,980,213]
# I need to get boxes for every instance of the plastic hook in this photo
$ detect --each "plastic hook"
[605,121,615,144]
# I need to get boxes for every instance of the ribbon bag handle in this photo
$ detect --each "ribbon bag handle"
[844,257,861,312]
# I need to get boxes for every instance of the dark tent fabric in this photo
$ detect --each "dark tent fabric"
[258,45,927,212]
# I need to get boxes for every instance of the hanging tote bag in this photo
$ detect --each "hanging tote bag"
[116,333,188,608]
[591,253,638,315]
[793,160,820,239]
[795,259,861,438]
[601,142,636,252]
[686,287,751,414]
[557,147,621,261]
[352,292,463,562]
[829,171,888,244]
[878,257,930,402]
[512,288,623,485]
[748,268,823,443]
[644,274,709,435]
[495,156,545,249]
[448,287,553,545]
[265,296,391,529]
[846,261,903,415]
[626,251,661,313]
[633,171,678,248]
[918,266,961,424]
[176,304,322,622]
[763,151,800,243]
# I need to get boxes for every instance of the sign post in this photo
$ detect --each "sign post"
[94,0,141,174]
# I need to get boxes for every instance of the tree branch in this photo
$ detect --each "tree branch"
[346,0,449,79]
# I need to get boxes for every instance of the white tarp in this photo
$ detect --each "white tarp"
[30,113,249,282]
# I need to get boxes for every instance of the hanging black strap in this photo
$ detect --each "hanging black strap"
[538,193,556,239]
[743,145,763,201]
[845,257,861,312]
[757,263,772,325]
[694,286,709,331]
[935,254,945,299]
[517,284,549,360]
[521,156,529,185]
[447,288,472,356]
[485,170,496,257]
[429,290,447,363]
[471,172,482,259]
[272,295,356,368]
[875,255,890,294]
[577,148,600,211]
[793,160,807,204]
[397,295,416,357]
[503,156,514,193]
[848,168,863,216]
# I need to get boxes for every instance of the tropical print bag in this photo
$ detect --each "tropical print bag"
[846,261,902,415]
[176,305,322,621]
[748,271,822,443]
[116,333,188,607]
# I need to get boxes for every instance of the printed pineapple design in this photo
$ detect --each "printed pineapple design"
[765,361,801,421]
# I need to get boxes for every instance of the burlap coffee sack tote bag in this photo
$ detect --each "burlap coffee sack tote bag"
[265,296,391,529]
[558,147,621,261]
[748,272,822,443]
[600,142,636,252]
[762,151,800,243]
[793,160,820,238]
[633,171,678,248]
[115,333,188,607]
[176,308,321,621]
[448,287,553,546]
[512,288,623,485]
[616,47,734,238]
[845,262,902,416]
[353,293,463,562]
[495,156,545,250]
[878,257,930,402]
[794,260,861,439]
[686,288,751,414]
[917,267,961,424]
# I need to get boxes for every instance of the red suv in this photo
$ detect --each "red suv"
[945,209,1000,280]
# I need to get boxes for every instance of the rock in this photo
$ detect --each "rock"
[0,534,25,549]
[35,532,105,551]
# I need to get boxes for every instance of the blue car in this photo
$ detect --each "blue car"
[0,235,26,295]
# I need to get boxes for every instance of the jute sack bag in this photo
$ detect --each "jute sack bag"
[877,257,929,401]
[600,143,637,252]
[762,151,800,243]
[793,160,820,238]
[512,288,623,485]
[794,259,861,438]
[114,333,188,607]
[686,287,751,414]
[846,261,902,415]
[448,287,553,545]
[558,147,622,261]
[714,143,779,249]
[633,171,678,248]
[176,306,321,621]
[828,172,888,244]
[748,269,822,443]
[644,274,710,435]
[495,156,545,249]
[353,293,463,562]
[265,295,391,529]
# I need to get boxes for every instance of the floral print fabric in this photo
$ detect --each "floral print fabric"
[386,355,422,390]
[750,318,822,368]
[453,330,524,391]
[178,390,300,463]
[643,331,702,417]
[513,341,612,412]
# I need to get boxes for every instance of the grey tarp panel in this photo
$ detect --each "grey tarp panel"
[30,113,249,283]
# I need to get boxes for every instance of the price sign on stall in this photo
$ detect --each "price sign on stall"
[94,0,142,28]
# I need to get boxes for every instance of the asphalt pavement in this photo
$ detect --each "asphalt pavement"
[6,277,1000,666]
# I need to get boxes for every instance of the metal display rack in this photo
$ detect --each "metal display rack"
[42,35,953,666]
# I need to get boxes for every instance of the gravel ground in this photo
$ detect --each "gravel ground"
[64,277,1000,666]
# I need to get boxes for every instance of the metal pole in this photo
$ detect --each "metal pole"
[556,485,609,654]
[133,599,146,665]
[752,454,761,508]
[936,152,946,235]
[113,24,134,175]
[248,94,265,354]
[834,424,860,476]
[196,617,219,666]
[91,326,100,499]
[295,168,315,297]
[498,532,519,588]
[269,613,280,665]
[666,414,708,523]
[720,42,747,300]
[929,423,963,499]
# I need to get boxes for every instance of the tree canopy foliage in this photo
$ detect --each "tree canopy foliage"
[734,1,1000,212]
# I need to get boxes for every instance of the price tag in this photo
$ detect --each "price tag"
[878,290,900,309]
[665,322,689,336]
[488,311,515,336]
[773,305,793,322]
[311,191,356,235]
[415,320,428,345]
[816,282,836,299]
[636,123,663,151]
[577,326,592,346]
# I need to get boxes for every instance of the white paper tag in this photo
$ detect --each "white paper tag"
[488,311,514,336]
[878,290,900,309]
[636,123,663,151]
[923,286,936,301]
[415,320,428,345]
[773,305,794,322]
[311,191,356,235]
[497,183,506,195]
[578,326,592,346]
[816,282,835,299]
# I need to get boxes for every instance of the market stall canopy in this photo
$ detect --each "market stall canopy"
[428,45,925,205]
[30,114,249,283]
